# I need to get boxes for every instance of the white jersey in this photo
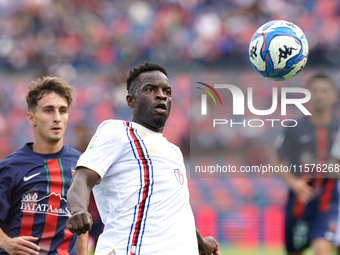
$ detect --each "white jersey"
[76,120,198,255]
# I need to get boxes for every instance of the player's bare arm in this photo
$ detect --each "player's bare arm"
[75,232,89,255]
[0,229,40,255]
[66,167,99,235]
[196,228,220,255]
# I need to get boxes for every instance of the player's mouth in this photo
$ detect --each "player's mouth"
[154,103,167,114]
[51,127,62,132]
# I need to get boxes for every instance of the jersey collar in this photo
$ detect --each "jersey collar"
[130,122,163,137]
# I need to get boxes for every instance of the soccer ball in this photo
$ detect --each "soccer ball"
[249,20,308,81]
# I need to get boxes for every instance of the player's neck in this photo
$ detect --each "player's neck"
[32,139,64,154]
[309,109,332,126]
[131,118,164,133]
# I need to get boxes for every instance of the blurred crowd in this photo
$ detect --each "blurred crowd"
[0,0,340,73]
[1,0,340,250]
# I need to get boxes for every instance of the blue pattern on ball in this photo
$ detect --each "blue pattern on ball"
[249,20,308,81]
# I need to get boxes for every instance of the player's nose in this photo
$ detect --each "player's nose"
[53,112,61,123]
[155,89,167,101]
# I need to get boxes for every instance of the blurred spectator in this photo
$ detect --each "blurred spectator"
[0,0,339,73]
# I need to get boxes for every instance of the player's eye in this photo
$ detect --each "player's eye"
[146,88,153,92]
[165,90,171,96]
[45,109,52,113]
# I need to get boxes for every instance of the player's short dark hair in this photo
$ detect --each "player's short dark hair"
[126,62,168,96]
[26,76,74,111]
[307,72,334,89]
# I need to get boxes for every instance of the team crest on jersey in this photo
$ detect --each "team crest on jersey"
[174,169,184,185]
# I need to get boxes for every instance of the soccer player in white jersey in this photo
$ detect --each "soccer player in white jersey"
[66,62,220,255]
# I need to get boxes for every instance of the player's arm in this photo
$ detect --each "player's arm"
[196,228,220,255]
[66,167,100,235]
[0,165,40,255]
[0,228,40,255]
[75,232,88,255]
[273,129,314,204]
[274,154,314,205]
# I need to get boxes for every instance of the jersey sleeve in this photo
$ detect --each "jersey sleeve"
[0,164,13,226]
[76,120,124,179]
[331,126,340,160]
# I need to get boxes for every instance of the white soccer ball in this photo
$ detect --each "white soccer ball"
[249,20,309,81]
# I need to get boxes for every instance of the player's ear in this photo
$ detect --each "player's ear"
[27,111,36,126]
[126,94,135,108]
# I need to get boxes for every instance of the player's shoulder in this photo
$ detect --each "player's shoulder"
[331,116,340,127]
[168,141,180,150]
[292,116,310,127]
[90,119,128,147]
[167,141,183,155]
[0,145,29,171]
[96,119,127,133]
[283,116,309,134]
[63,145,82,157]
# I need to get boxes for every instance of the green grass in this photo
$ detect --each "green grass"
[219,245,285,255]
[88,245,338,255]
[219,245,338,255]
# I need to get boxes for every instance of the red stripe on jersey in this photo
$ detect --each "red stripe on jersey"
[319,179,335,212]
[19,197,37,236]
[315,127,329,208]
[315,127,335,212]
[57,227,74,254]
[315,127,327,191]
[316,127,328,163]
[127,126,150,255]
[292,198,303,219]
[314,128,328,189]
[39,159,63,253]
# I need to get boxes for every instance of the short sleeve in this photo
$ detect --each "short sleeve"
[0,164,13,226]
[331,126,340,160]
[76,120,124,179]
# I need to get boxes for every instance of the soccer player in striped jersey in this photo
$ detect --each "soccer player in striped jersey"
[275,73,340,255]
[66,62,220,255]
[0,77,88,255]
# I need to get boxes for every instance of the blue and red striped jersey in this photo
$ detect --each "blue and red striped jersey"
[277,116,340,170]
[277,116,340,218]
[0,143,81,255]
